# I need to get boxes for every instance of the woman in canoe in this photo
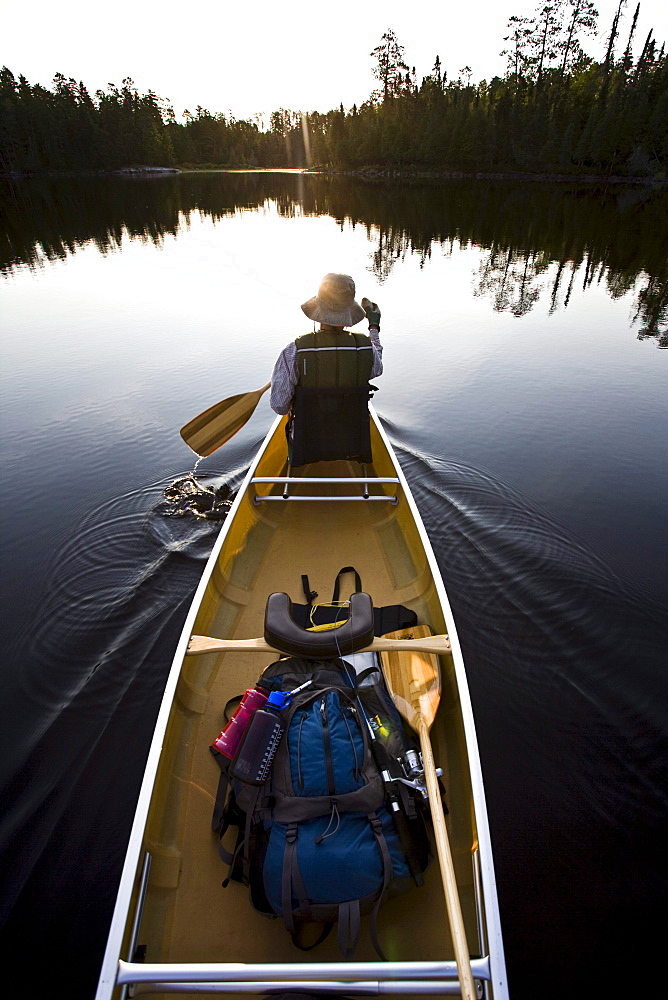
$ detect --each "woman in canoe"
[269,273,383,466]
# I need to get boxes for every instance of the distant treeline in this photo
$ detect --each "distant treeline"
[1,3,666,179]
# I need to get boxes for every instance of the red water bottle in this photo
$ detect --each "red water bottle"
[211,685,270,759]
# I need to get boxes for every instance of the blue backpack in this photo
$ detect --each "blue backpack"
[211,655,432,958]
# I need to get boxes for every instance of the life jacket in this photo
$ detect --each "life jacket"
[295,329,374,387]
[289,330,376,467]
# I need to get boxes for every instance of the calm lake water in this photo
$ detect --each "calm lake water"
[1,171,666,999]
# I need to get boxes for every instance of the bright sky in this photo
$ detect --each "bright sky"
[2,0,666,122]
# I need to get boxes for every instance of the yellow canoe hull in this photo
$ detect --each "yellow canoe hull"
[96,409,508,999]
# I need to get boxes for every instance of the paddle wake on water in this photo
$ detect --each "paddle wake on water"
[7,463,245,721]
[0,430,664,1000]
[384,424,666,997]
[0,462,245,960]
[156,474,234,520]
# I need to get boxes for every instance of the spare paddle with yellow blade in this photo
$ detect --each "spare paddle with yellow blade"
[380,624,477,1000]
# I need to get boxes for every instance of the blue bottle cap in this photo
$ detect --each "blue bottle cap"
[267,690,290,710]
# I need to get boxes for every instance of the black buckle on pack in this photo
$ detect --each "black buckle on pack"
[370,815,383,837]
[301,574,318,605]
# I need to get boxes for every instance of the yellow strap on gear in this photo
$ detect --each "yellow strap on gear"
[306,601,350,632]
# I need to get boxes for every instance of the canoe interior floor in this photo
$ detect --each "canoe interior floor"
[137,480,480,994]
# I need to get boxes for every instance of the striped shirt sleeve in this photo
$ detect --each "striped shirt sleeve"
[369,328,383,378]
[270,341,299,414]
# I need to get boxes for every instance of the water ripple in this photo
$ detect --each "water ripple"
[0,465,250,924]
[1,468,246,776]
[389,434,667,839]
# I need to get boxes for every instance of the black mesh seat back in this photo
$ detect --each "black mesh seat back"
[291,385,372,467]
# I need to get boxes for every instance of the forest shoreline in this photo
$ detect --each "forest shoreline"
[3,164,665,187]
[4,10,666,187]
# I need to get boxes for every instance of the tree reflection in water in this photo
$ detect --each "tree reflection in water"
[2,171,665,345]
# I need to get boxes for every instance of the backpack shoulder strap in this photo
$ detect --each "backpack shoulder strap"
[367,811,393,961]
[210,747,266,883]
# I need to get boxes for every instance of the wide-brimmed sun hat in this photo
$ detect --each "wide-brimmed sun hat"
[301,273,366,327]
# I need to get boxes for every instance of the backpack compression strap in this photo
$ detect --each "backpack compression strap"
[367,812,393,961]
[337,900,362,960]
[279,810,395,960]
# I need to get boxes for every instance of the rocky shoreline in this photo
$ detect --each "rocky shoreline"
[2,165,181,179]
[3,164,665,187]
[313,166,667,186]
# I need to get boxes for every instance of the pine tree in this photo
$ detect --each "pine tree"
[370,29,409,102]
[529,3,564,83]
[501,15,534,89]
[558,0,598,78]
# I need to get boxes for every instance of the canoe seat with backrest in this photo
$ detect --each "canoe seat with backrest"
[289,385,374,467]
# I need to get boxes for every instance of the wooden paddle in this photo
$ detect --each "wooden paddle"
[180,382,271,456]
[380,625,477,1000]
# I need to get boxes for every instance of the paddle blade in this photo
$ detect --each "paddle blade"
[380,624,441,732]
[180,382,271,456]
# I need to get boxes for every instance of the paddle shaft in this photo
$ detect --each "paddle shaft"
[187,633,451,656]
[417,714,477,1000]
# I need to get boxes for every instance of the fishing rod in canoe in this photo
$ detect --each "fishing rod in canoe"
[180,382,272,457]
